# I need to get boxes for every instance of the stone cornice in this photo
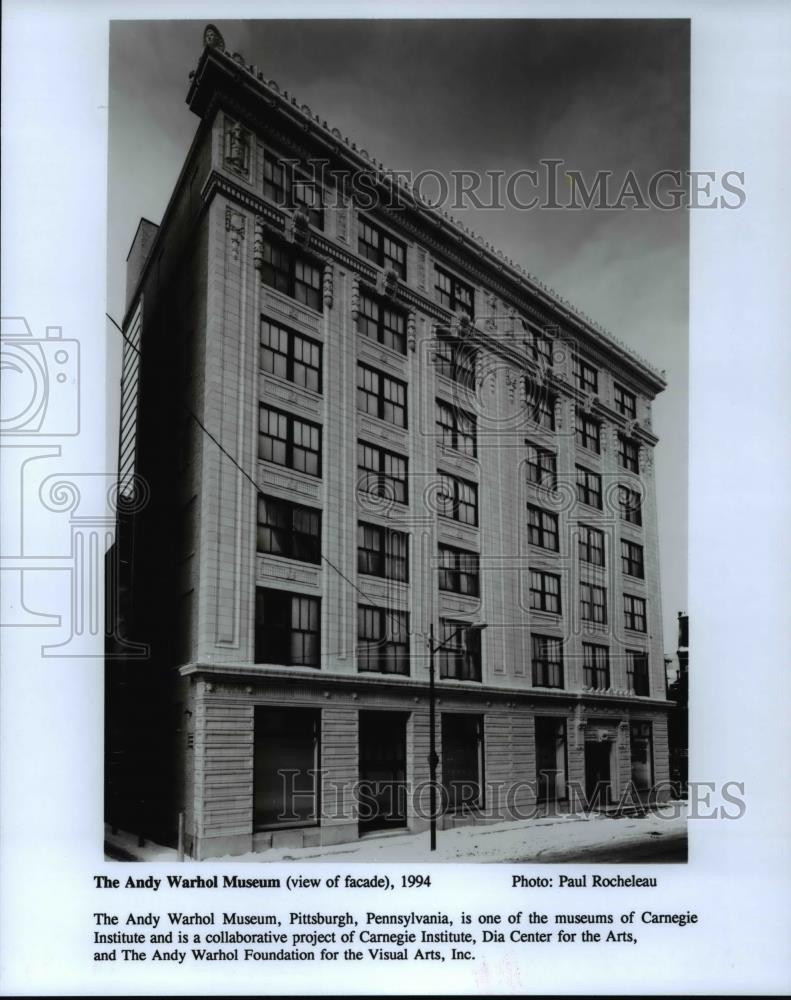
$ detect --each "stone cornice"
[186,40,668,397]
[179,661,671,710]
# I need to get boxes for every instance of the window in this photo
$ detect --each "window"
[437,472,478,526]
[624,594,647,632]
[263,152,323,228]
[583,643,610,689]
[434,335,476,389]
[254,707,319,830]
[626,650,650,696]
[532,635,564,688]
[357,292,406,354]
[357,606,409,674]
[530,571,561,614]
[259,318,322,392]
[292,177,323,229]
[436,400,476,457]
[528,388,556,431]
[528,331,553,368]
[576,465,602,509]
[580,582,607,624]
[614,383,637,419]
[618,435,640,472]
[257,495,321,564]
[255,589,320,666]
[527,505,559,551]
[630,721,653,788]
[263,153,288,204]
[526,442,557,488]
[621,539,645,579]
[573,356,598,394]
[439,619,482,681]
[357,523,409,582]
[358,219,406,278]
[437,545,480,597]
[435,266,474,317]
[575,409,601,452]
[357,364,407,428]
[258,405,321,477]
[578,524,605,567]
[357,442,408,504]
[260,238,323,311]
[618,485,643,526]
[442,714,484,811]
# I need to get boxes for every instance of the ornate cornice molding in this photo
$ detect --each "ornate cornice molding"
[179,661,673,711]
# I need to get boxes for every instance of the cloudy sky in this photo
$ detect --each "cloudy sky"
[108,18,689,652]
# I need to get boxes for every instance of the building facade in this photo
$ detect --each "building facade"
[106,25,672,860]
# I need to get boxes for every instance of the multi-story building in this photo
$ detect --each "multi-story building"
[106,24,672,860]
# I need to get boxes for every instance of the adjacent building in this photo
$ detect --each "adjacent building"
[106,25,672,860]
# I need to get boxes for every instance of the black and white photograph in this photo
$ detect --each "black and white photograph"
[104,18,689,864]
[1,2,788,996]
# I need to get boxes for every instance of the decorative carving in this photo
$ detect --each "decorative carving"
[554,397,564,430]
[253,215,266,270]
[417,247,427,290]
[323,263,334,308]
[582,391,597,414]
[639,444,653,472]
[225,206,246,262]
[486,293,498,331]
[407,311,417,352]
[286,207,311,248]
[203,24,225,51]
[336,199,349,243]
[377,266,399,301]
[457,312,473,338]
[504,368,519,403]
[350,275,360,324]
[225,121,250,175]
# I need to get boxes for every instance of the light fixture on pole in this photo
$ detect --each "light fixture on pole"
[427,622,487,852]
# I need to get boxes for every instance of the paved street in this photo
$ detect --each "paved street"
[106,803,689,864]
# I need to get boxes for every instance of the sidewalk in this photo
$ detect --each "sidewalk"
[106,802,687,864]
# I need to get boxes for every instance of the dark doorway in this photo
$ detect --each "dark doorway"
[441,713,484,814]
[585,740,612,807]
[358,711,407,832]
[254,706,319,831]
[535,717,567,803]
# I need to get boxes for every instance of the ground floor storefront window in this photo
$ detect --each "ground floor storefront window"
[253,706,319,830]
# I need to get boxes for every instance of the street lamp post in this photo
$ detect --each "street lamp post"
[427,622,487,851]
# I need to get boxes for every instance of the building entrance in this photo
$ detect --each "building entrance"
[584,740,612,807]
[358,711,407,832]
